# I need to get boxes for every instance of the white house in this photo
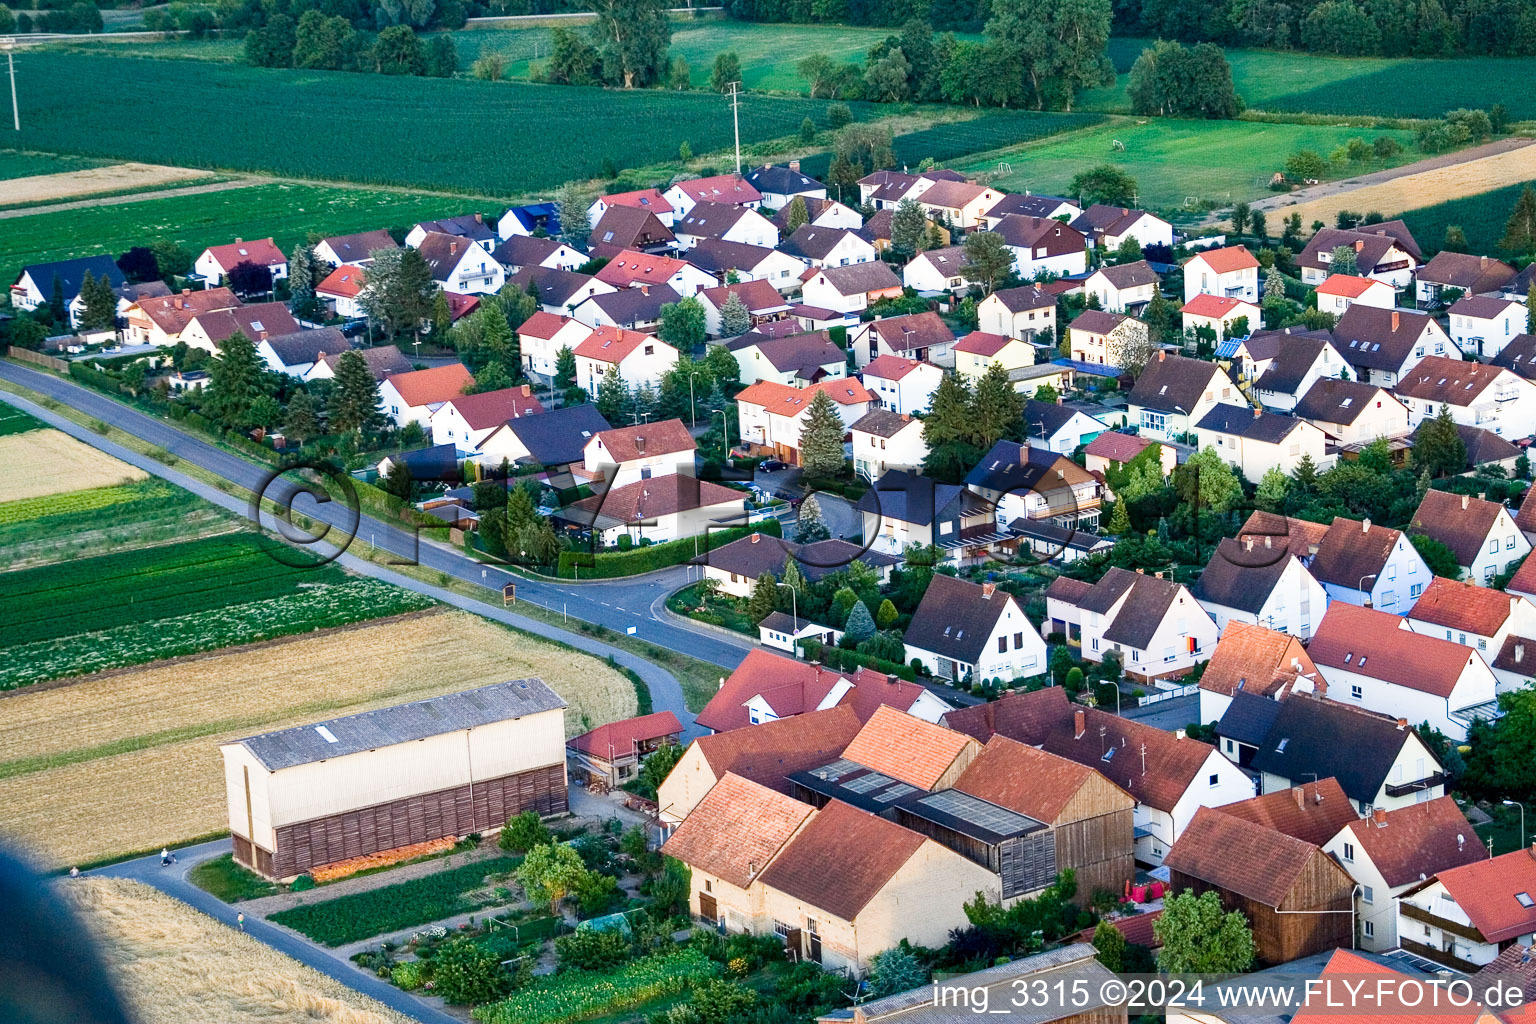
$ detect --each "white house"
[1334,305,1449,388]
[1181,294,1261,342]
[850,311,955,368]
[9,255,126,328]
[405,215,496,253]
[698,279,795,338]
[672,202,779,251]
[1293,378,1410,446]
[179,301,301,356]
[860,353,943,416]
[1415,250,1517,306]
[194,237,288,289]
[1083,260,1160,314]
[430,386,545,455]
[1126,352,1236,442]
[315,265,368,319]
[1446,295,1526,358]
[953,330,1035,379]
[778,226,879,270]
[515,311,591,378]
[743,162,827,210]
[1396,848,1536,970]
[662,174,764,218]
[1070,205,1174,251]
[725,330,846,388]
[800,262,904,317]
[1194,406,1330,482]
[1193,537,1329,640]
[586,188,675,229]
[1197,623,1320,726]
[492,235,586,274]
[415,232,506,296]
[495,201,561,240]
[1045,567,1219,682]
[1394,355,1536,439]
[1409,488,1532,585]
[573,326,679,397]
[734,378,874,465]
[977,285,1056,343]
[901,246,971,294]
[569,283,680,333]
[594,250,716,297]
[1182,246,1260,303]
[850,408,928,480]
[965,440,1102,533]
[1024,398,1107,455]
[1406,575,1536,666]
[255,327,351,378]
[1308,515,1432,612]
[1314,274,1396,317]
[914,179,1005,230]
[903,574,1046,683]
[991,215,1089,280]
[560,475,748,547]
[1248,334,1350,414]
[377,364,475,429]
[313,229,397,267]
[685,240,806,294]
[1309,602,1499,741]
[1299,223,1422,291]
[981,192,1080,226]
[1067,310,1145,368]
[578,418,696,489]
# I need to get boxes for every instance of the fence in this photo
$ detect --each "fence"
[7,347,69,372]
[1136,683,1200,706]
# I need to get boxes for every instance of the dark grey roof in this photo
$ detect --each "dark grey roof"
[119,280,171,303]
[1248,693,1431,806]
[1216,691,1285,748]
[1093,260,1160,290]
[984,193,1076,220]
[903,572,1015,663]
[493,234,564,270]
[1332,304,1436,372]
[745,163,825,195]
[1024,399,1080,440]
[19,254,125,303]
[1196,404,1305,444]
[1253,337,1341,397]
[813,260,901,294]
[686,239,780,275]
[758,610,835,635]
[509,266,603,307]
[322,230,397,263]
[496,403,611,465]
[264,327,351,367]
[578,283,681,324]
[1127,353,1226,414]
[235,679,566,771]
[857,468,965,527]
[795,538,900,580]
[751,332,844,377]
[963,439,1074,494]
[415,214,495,244]
[1293,377,1389,426]
[1070,204,1158,239]
[990,284,1053,313]
[1492,333,1536,381]
[676,201,755,241]
[1094,567,1183,650]
[386,443,459,481]
[1193,537,1292,614]
[1005,517,1112,553]
[780,225,861,262]
[698,532,794,580]
[415,232,492,283]
[1411,421,1521,470]
[850,408,917,439]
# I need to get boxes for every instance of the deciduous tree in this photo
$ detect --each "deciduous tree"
[890,197,927,259]
[590,0,671,88]
[1155,889,1255,973]
[517,842,590,916]
[658,296,706,349]
[1068,164,1137,207]
[710,50,741,92]
[960,230,1013,294]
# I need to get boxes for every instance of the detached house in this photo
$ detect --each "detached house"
[1416,251,1516,306]
[1322,796,1484,951]
[509,267,615,315]
[1068,309,1144,368]
[770,196,861,232]
[469,404,610,471]
[559,475,747,546]
[991,215,1089,280]
[1070,204,1173,251]
[800,262,904,317]
[516,311,592,378]
[850,311,955,368]
[1045,568,1218,682]
[977,285,1056,342]
[415,232,505,295]
[496,201,560,240]
[194,237,287,289]
[430,385,544,454]
[1193,537,1328,641]
[856,469,1006,564]
[1409,488,1531,584]
[1298,222,1422,291]
[901,245,971,294]
[588,206,675,259]
[1183,246,1260,303]
[1314,273,1396,316]
[314,229,396,267]
[699,279,794,337]
[1181,293,1260,342]
[779,225,877,270]
[911,179,1002,230]
[1333,305,1449,387]
[10,255,126,328]
[702,536,899,601]
[1448,296,1526,358]
[1308,515,1431,611]
[726,330,847,387]
[744,161,826,210]
[1396,848,1536,971]
[577,419,695,489]
[573,326,678,397]
[982,192,1080,225]
[1407,576,1536,669]
[303,342,410,383]
[692,650,942,736]
[965,439,1102,531]
[1083,260,1160,314]
[315,265,367,319]
[860,354,943,416]
[903,575,1046,683]
[685,240,805,294]
[124,287,240,347]
[405,214,496,252]
[254,326,350,378]
[1293,378,1409,446]
[662,174,763,218]
[858,167,965,209]
[570,284,679,332]
[1024,398,1107,454]
[586,188,675,229]
[1310,602,1500,741]
[180,301,300,356]
[673,201,779,251]
[1194,405,1329,482]
[1250,334,1349,413]
[1495,332,1536,385]
[1197,622,1319,726]
[850,408,927,480]
[952,331,1032,378]
[593,250,716,297]
[1126,351,1235,441]
[1395,355,1536,439]
[735,378,873,464]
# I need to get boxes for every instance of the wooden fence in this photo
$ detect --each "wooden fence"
[7,347,69,372]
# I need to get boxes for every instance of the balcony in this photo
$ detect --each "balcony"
[1385,772,1447,798]
[1398,901,1486,944]
[1399,936,1482,975]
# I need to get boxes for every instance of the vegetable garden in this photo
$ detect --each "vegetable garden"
[473,947,721,1024]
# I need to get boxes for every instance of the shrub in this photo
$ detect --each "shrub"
[476,947,721,1024]
[433,936,515,1005]
[391,960,425,990]
[557,521,779,579]
[290,873,316,892]
[555,928,633,971]
[501,811,553,853]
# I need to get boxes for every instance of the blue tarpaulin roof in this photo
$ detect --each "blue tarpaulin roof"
[1052,357,1125,377]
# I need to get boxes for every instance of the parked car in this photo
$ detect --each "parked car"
[760,459,786,472]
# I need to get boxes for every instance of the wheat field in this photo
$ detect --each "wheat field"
[0,611,635,868]
[65,877,413,1024]
[0,429,147,502]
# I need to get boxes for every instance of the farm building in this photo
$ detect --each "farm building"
[566,711,684,788]
[220,678,567,881]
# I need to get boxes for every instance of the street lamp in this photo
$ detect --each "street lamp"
[1358,572,1378,608]
[1505,800,1527,850]
[689,371,702,429]
[713,409,729,459]
[776,581,798,632]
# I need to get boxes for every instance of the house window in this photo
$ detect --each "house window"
[998,636,1007,654]
[1490,538,1501,554]
[1208,773,1219,787]
[1342,842,1354,862]
[1363,921,1375,939]
[1510,536,1519,550]
[1351,684,1363,700]
[1014,632,1023,650]
[1362,885,1374,904]
[939,521,953,535]
[705,880,713,892]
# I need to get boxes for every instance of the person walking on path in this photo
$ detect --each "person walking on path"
[237,912,245,933]
[160,848,170,867]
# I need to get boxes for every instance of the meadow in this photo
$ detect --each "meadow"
[0,405,44,435]
[11,52,863,193]
[0,428,147,502]
[0,610,634,867]
[67,878,414,1024]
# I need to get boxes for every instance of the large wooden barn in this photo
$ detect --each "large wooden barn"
[220,678,568,880]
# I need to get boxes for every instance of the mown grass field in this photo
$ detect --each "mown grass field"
[0,428,147,502]
[12,52,863,193]
[68,878,414,1024]
[1262,56,1536,120]
[0,610,633,867]
[0,405,44,435]
[955,117,1421,215]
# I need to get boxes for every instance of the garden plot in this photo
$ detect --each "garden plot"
[0,428,147,502]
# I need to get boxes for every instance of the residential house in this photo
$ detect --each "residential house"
[314,229,397,267]
[1083,431,1176,488]
[1183,246,1261,303]
[673,202,779,251]
[850,311,955,368]
[378,363,477,429]
[1195,405,1330,482]
[685,240,806,294]
[588,206,676,260]
[692,650,942,736]
[1194,537,1329,641]
[858,209,894,252]
[1333,304,1448,387]
[1229,326,1329,386]
[566,711,683,788]
[124,287,241,347]
[496,200,560,239]
[1126,351,1236,441]
[1024,398,1106,454]
[857,167,966,210]
[1416,251,1517,306]
[1494,333,1536,382]
[468,403,612,470]
[856,468,1007,565]
[1322,797,1484,951]
[699,279,794,337]
[744,162,827,210]
[1298,222,1422,291]
[1044,567,1219,682]
[1309,602,1500,741]
[1308,515,1431,611]
[1449,296,1526,358]
[700,535,898,600]
[558,475,746,546]
[303,342,410,383]
[860,354,943,416]
[1068,310,1145,368]
[735,378,874,464]
[759,613,844,655]
[1197,622,1320,727]
[770,196,862,232]
[1181,294,1261,342]
[515,311,592,378]
[726,330,847,387]
[1238,510,1331,562]
[573,326,678,397]
[1314,273,1397,316]
[901,246,971,294]
[405,215,496,252]
[180,301,301,356]
[1250,335,1350,413]
[1520,486,1536,546]
[415,232,505,295]
[982,192,1080,225]
[569,283,681,333]
[1407,576,1536,678]
[1292,378,1409,446]
[1070,205,1173,251]
[194,237,288,289]
[976,285,1056,342]
[1164,805,1356,964]
[577,419,695,489]
[850,408,927,480]
[799,262,905,317]
[903,575,1046,683]
[491,235,585,274]
[430,386,544,454]
[1410,489,1531,584]
[1418,422,1524,476]
[1083,260,1160,314]
[594,250,715,297]
[315,265,368,319]
[913,179,1004,230]
[255,327,351,378]
[991,215,1089,280]
[965,440,1102,531]
[778,225,878,270]
[662,174,763,218]
[1396,848,1536,971]
[10,255,126,327]
[952,330,1033,378]
[586,188,675,229]
[1395,355,1536,439]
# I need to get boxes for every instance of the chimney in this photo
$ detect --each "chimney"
[1354,240,1364,253]
[1391,311,1399,331]
[1478,492,1487,501]
[474,212,483,224]
[1396,717,1407,729]
[450,240,459,256]
[1175,728,1186,740]
[640,284,650,296]
[635,434,646,455]
[982,582,997,599]
[1154,571,1164,579]
[1136,568,1145,574]
[1245,536,1255,551]
[521,384,531,397]
[174,297,183,310]
[1481,255,1487,267]
[1293,787,1305,809]
[1158,350,1166,362]
[1074,709,1085,739]
[790,159,801,172]
[1462,494,1470,510]
[1361,518,1371,533]
[1056,395,1063,405]
[235,237,243,244]
[1373,807,1387,825]
[750,532,760,544]
[1253,407,1262,419]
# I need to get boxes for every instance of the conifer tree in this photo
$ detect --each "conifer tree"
[783,195,810,234]
[719,292,752,337]
[969,362,1024,448]
[327,350,385,435]
[796,493,832,542]
[282,388,320,444]
[798,390,847,479]
[203,331,272,430]
[844,599,875,642]
[596,368,629,422]
[1502,185,1536,255]
[748,571,779,622]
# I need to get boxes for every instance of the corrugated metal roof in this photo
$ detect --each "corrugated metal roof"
[234,678,566,771]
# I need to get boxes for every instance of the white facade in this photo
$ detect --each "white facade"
[1450,302,1524,358]
[903,594,1047,684]
[433,247,506,296]
[1078,586,1220,680]
[1102,212,1173,251]
[1396,876,1535,968]
[1397,369,1536,440]
[1317,654,1496,743]
[1195,417,1330,483]
[580,434,695,489]
[1083,268,1157,313]
[1321,532,1431,613]
[576,338,679,397]
[852,418,928,480]
[976,294,1056,342]
[797,231,879,270]
[1007,242,1087,282]
[1316,278,1396,316]
[862,360,943,416]
[1182,255,1259,304]
[1139,751,1255,866]
[1407,593,1536,660]
[902,251,970,293]
[1197,557,1329,641]
[675,208,780,251]
[519,316,591,378]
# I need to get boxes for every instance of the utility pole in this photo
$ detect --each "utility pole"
[721,82,740,174]
[4,38,17,132]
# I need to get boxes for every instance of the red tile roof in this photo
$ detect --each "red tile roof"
[1309,602,1481,698]
[132,287,241,336]
[1411,576,1525,637]
[1199,622,1318,699]
[660,772,813,889]
[1039,706,1224,813]
[1342,796,1483,888]
[1073,910,1163,949]
[1212,778,1357,847]
[1411,488,1509,568]
[943,683,1073,747]
[589,419,695,463]
[202,236,285,272]
[573,325,669,364]
[567,711,684,757]
[442,386,544,429]
[696,650,848,733]
[317,265,365,298]
[953,330,1014,357]
[1314,274,1378,298]
[692,705,863,790]
[568,474,743,523]
[1181,293,1257,318]
[701,278,790,316]
[517,311,580,340]
[1084,431,1155,464]
[594,250,692,288]
[736,377,873,411]
[601,188,673,214]
[861,354,926,381]
[1165,806,1342,908]
[841,705,977,790]
[1292,949,1488,1024]
[1188,245,1259,274]
[1430,848,1536,942]
[757,798,925,920]
[954,734,1128,825]
[672,174,763,206]
[383,363,475,408]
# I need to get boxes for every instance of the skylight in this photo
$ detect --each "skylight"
[1276,738,1289,752]
[1518,892,1534,909]
[315,725,339,743]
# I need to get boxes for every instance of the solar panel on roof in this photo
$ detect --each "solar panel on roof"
[917,790,1036,835]
[876,783,917,803]
[843,771,898,794]
[809,758,861,781]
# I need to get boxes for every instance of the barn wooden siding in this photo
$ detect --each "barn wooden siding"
[1169,848,1354,965]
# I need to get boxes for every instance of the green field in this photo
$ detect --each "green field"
[1401,182,1530,259]
[0,150,115,181]
[1262,56,1536,119]
[0,406,44,436]
[954,117,1421,215]
[12,52,863,193]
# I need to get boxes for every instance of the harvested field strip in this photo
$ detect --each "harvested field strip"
[67,878,414,1024]
[0,161,219,207]
[0,428,146,501]
[0,612,633,867]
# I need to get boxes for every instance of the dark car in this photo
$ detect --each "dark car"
[760,459,787,472]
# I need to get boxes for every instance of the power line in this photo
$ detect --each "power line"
[3,38,17,131]
[726,80,741,174]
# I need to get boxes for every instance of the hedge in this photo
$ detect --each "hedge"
[556,519,781,580]
[800,639,918,682]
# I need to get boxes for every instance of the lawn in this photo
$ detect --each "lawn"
[0,405,44,436]
[954,116,1420,215]
[12,52,866,194]
[1401,181,1532,258]
[188,853,279,903]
